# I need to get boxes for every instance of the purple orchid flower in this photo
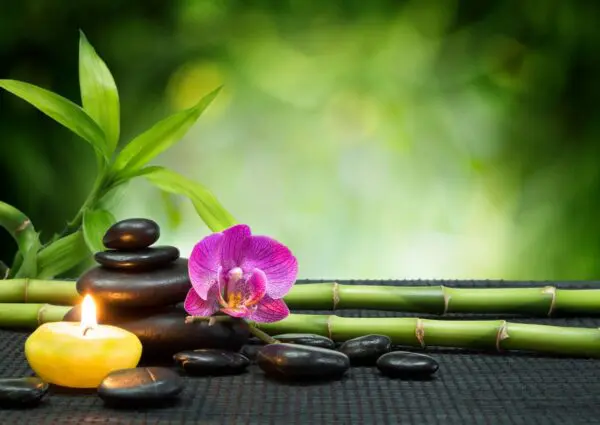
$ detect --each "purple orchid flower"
[184,224,298,323]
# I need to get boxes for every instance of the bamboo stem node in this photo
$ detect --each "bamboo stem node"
[16,219,31,233]
[496,320,509,352]
[332,282,340,310]
[327,315,333,339]
[416,318,426,348]
[441,285,450,315]
[543,286,557,316]
[23,278,29,303]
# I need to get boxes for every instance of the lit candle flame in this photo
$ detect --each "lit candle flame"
[80,294,97,334]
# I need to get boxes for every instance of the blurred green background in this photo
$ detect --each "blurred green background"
[1,1,599,280]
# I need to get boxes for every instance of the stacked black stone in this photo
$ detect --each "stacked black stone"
[66,218,249,358]
[77,218,190,308]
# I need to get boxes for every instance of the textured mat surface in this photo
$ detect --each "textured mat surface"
[2,279,600,425]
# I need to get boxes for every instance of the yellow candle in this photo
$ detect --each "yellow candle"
[25,295,142,388]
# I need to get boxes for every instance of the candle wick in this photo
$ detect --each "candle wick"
[82,326,93,336]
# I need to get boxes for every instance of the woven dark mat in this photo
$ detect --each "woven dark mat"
[2,279,600,425]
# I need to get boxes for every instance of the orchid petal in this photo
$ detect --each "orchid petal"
[249,296,290,323]
[188,232,223,299]
[183,287,219,316]
[228,268,267,307]
[242,235,298,299]
[220,224,251,270]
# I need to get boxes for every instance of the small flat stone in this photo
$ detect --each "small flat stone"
[338,334,391,366]
[76,258,191,308]
[272,333,335,349]
[0,377,48,407]
[98,367,183,407]
[376,352,439,379]
[103,218,160,251]
[94,246,179,271]
[257,343,350,381]
[174,349,249,376]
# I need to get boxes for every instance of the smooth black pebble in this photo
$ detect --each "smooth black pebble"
[257,343,350,381]
[0,377,48,408]
[76,258,191,308]
[174,349,249,376]
[376,352,439,379]
[103,218,160,251]
[272,333,335,349]
[338,334,391,366]
[64,306,250,357]
[240,344,262,362]
[98,367,183,407]
[95,246,180,271]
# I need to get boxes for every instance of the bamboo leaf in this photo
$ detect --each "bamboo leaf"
[0,201,40,257]
[0,80,109,161]
[37,231,89,279]
[82,209,116,254]
[112,86,222,174]
[142,166,236,232]
[79,31,120,152]
[160,190,183,228]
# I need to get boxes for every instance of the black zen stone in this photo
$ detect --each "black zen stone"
[257,343,350,381]
[376,352,439,379]
[0,377,49,408]
[272,333,335,349]
[174,349,249,376]
[103,218,160,251]
[76,258,191,308]
[240,344,262,362]
[98,367,183,408]
[94,246,180,271]
[63,306,250,358]
[338,334,392,366]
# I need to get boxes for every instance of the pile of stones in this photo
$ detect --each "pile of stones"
[0,218,440,408]
[65,218,248,357]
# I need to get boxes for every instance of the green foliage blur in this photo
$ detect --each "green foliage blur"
[1,1,599,280]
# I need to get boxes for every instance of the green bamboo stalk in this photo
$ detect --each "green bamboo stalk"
[284,282,600,316]
[0,304,71,328]
[256,314,600,358]
[2,279,600,317]
[5,303,598,359]
[0,279,80,305]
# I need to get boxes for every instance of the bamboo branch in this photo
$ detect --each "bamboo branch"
[2,304,600,358]
[2,280,600,318]
[255,314,600,358]
[284,282,600,316]
[0,303,71,328]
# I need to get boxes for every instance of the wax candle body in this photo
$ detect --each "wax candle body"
[25,322,142,388]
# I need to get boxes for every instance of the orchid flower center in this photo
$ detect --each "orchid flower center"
[218,267,259,313]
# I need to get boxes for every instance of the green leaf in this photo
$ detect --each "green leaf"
[0,201,40,257]
[143,167,236,232]
[82,209,116,254]
[37,230,89,279]
[79,31,120,153]
[160,190,183,228]
[112,86,222,174]
[0,80,109,161]
[14,235,42,278]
